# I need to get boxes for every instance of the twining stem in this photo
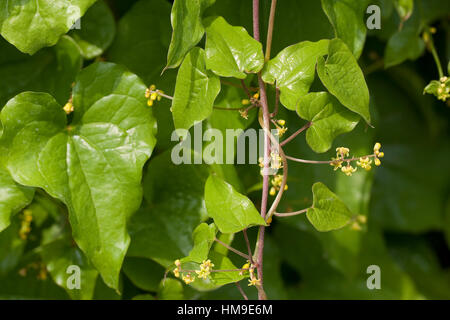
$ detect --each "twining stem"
[235,282,249,300]
[253,0,269,300]
[274,208,310,217]
[279,122,312,147]
[214,238,252,260]
[265,0,277,62]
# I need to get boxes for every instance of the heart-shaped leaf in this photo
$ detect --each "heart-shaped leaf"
[205,175,266,234]
[307,182,354,232]
[172,47,221,131]
[0,0,97,54]
[262,40,329,110]
[317,39,371,123]
[321,0,369,58]
[297,92,360,153]
[204,16,264,79]
[166,0,215,70]
[183,223,217,263]
[0,62,157,289]
[69,0,116,59]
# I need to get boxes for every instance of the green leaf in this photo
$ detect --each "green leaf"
[262,40,329,110]
[297,92,359,153]
[172,47,221,131]
[384,8,424,69]
[158,278,184,300]
[317,39,371,123]
[0,165,35,232]
[0,62,157,289]
[0,0,97,54]
[204,16,264,79]
[321,0,369,58]
[128,151,210,267]
[0,36,83,107]
[166,0,215,70]
[394,0,414,21]
[384,28,424,69]
[307,182,354,232]
[41,238,99,300]
[208,251,245,286]
[183,223,217,263]
[205,175,266,234]
[106,0,176,151]
[69,0,116,59]
[0,218,26,276]
[123,257,165,292]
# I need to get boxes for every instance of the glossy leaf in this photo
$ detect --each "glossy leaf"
[0,36,82,107]
[307,182,354,232]
[128,151,210,267]
[204,16,264,79]
[0,0,97,54]
[183,223,217,263]
[166,0,215,70]
[262,40,329,110]
[123,257,165,292]
[0,166,35,232]
[69,0,116,59]
[106,0,176,150]
[205,175,266,234]
[158,278,184,300]
[321,0,369,58]
[208,251,245,286]
[317,39,371,123]
[0,62,157,289]
[297,92,359,153]
[0,219,26,276]
[41,238,99,300]
[172,47,221,131]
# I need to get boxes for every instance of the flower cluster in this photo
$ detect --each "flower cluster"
[145,84,164,107]
[330,143,384,176]
[270,174,287,196]
[247,265,261,287]
[172,259,215,285]
[19,209,33,240]
[274,119,288,137]
[258,152,283,175]
[196,259,214,280]
[424,76,450,102]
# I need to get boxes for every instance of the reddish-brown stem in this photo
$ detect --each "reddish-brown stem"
[236,282,249,300]
[274,208,310,217]
[270,87,280,118]
[286,154,377,164]
[242,229,254,264]
[214,238,251,260]
[279,122,312,147]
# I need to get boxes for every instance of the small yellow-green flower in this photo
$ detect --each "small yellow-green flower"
[336,147,350,158]
[341,164,357,176]
[357,156,372,171]
[182,273,195,284]
[330,157,343,171]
